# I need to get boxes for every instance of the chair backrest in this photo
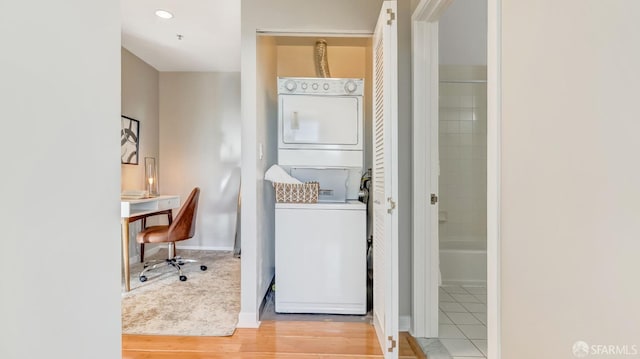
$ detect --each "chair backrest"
[167,187,200,243]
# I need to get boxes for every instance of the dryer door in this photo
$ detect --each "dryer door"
[279,95,362,150]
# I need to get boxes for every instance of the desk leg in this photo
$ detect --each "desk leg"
[121,218,130,292]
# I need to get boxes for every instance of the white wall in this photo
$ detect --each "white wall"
[240,0,386,326]
[121,48,160,192]
[159,72,242,250]
[439,0,487,65]
[255,36,279,314]
[0,1,121,358]
[500,0,640,356]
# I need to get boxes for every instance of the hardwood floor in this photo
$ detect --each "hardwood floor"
[123,321,424,358]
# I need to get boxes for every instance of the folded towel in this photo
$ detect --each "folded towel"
[265,165,302,184]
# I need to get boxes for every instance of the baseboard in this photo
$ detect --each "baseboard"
[400,315,411,332]
[175,245,234,251]
[236,312,260,328]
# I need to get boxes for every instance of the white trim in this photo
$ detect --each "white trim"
[175,245,235,251]
[412,0,453,22]
[255,29,373,37]
[487,0,502,358]
[236,312,260,328]
[411,0,451,339]
[399,315,412,332]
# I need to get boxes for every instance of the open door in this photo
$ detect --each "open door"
[372,1,399,358]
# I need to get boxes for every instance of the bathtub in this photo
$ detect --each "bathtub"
[440,237,487,286]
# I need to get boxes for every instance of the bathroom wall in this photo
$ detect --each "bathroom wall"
[438,66,487,245]
[438,0,487,66]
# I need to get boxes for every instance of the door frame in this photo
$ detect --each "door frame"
[411,0,502,358]
[410,0,450,339]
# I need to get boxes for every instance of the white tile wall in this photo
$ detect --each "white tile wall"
[439,76,487,243]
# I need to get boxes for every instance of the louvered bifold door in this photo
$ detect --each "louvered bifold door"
[371,1,399,358]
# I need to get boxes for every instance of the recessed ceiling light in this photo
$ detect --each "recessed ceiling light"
[155,9,173,19]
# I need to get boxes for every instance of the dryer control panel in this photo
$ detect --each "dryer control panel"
[278,77,364,96]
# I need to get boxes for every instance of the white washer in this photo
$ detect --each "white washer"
[275,201,366,314]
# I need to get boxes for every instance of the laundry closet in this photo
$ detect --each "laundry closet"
[256,35,374,319]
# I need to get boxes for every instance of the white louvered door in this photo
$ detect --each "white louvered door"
[372,1,399,358]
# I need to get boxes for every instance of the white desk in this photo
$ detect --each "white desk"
[121,195,180,292]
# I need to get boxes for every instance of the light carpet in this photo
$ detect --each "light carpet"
[122,249,240,336]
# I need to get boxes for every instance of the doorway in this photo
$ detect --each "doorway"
[253,34,375,325]
[412,0,498,358]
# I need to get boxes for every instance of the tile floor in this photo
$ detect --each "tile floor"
[438,284,487,358]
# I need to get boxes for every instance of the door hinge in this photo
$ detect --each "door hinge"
[387,336,397,352]
[387,8,396,25]
[387,197,396,214]
[431,193,438,205]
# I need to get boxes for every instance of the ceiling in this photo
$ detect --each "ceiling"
[121,0,240,72]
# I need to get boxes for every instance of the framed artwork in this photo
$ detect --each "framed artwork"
[121,115,140,165]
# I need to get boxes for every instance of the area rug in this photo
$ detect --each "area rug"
[122,249,240,336]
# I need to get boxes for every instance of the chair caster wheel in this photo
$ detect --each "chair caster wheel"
[179,275,187,282]
[139,275,147,282]
[178,262,185,266]
[200,265,207,271]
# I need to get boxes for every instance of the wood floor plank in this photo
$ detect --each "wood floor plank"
[123,352,380,359]
[123,321,423,358]
[400,332,426,359]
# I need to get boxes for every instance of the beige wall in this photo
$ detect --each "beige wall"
[0,0,121,357]
[277,45,367,78]
[159,72,242,250]
[500,0,640,356]
[121,48,160,192]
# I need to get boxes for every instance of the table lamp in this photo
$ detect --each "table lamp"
[145,157,158,197]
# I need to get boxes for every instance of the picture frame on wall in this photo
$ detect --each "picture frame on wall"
[121,115,140,165]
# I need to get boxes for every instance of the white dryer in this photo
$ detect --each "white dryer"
[277,77,364,168]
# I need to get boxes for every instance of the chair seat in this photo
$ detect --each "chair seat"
[136,225,170,244]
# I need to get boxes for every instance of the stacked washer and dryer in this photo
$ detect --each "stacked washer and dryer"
[274,77,367,315]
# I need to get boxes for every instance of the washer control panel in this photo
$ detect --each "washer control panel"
[278,77,364,96]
